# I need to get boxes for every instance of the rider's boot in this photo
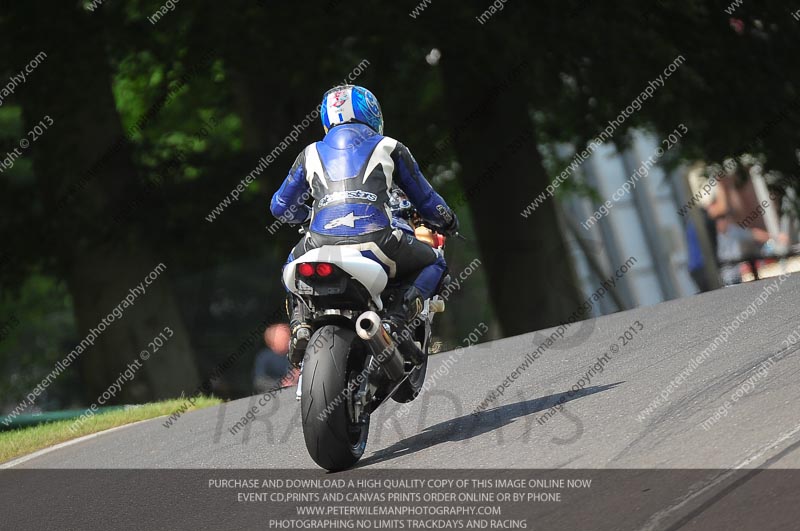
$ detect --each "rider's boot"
[287,295,312,368]
[382,286,426,366]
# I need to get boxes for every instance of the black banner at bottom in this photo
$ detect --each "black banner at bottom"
[1,469,798,530]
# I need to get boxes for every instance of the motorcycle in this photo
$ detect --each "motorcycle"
[285,195,451,471]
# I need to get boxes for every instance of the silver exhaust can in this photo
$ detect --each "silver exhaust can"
[356,311,406,380]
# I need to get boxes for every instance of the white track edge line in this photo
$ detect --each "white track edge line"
[0,415,168,469]
[637,420,800,531]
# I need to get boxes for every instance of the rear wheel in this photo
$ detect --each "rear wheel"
[301,325,369,471]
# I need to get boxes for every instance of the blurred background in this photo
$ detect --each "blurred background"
[2,0,800,416]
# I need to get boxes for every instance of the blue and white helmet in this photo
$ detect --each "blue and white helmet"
[320,85,383,135]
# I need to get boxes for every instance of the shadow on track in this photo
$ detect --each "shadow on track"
[357,382,623,467]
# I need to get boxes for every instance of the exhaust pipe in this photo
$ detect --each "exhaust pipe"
[356,311,406,380]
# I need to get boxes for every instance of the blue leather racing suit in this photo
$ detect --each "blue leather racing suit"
[270,123,456,298]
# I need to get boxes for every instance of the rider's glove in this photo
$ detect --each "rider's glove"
[435,213,459,237]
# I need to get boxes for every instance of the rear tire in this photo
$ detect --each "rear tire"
[301,325,369,471]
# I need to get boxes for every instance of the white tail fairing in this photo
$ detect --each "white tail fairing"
[283,245,389,309]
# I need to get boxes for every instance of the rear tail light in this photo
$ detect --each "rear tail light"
[297,262,336,278]
[316,263,334,277]
[297,263,315,277]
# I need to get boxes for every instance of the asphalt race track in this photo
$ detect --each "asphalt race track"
[8,273,800,471]
[4,275,800,530]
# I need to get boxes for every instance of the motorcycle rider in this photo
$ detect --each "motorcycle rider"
[270,85,458,368]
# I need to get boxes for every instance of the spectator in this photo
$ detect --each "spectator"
[686,209,717,292]
[685,162,720,292]
[712,164,787,283]
[253,324,298,393]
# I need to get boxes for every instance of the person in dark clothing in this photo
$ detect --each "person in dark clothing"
[686,208,718,292]
[252,324,298,392]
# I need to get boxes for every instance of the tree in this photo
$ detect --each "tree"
[5,2,199,402]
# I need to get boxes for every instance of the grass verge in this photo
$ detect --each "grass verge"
[0,396,221,464]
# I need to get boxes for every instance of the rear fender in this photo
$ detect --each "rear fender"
[284,246,388,309]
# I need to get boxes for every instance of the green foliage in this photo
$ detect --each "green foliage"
[0,274,77,410]
[0,396,221,463]
[2,0,799,408]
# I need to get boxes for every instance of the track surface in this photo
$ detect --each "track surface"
[9,274,800,470]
